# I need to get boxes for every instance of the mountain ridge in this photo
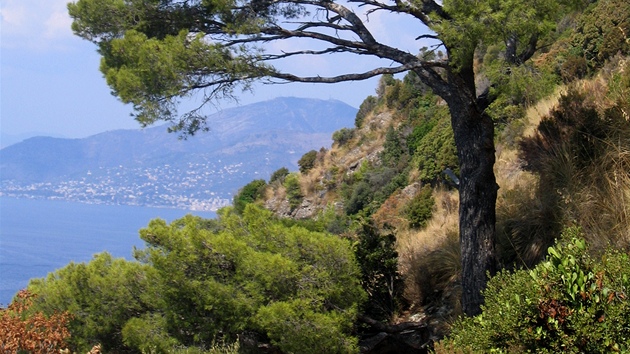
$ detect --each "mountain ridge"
[0,97,357,210]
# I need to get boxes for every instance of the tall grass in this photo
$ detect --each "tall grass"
[512,65,630,262]
[397,189,461,322]
[496,57,630,267]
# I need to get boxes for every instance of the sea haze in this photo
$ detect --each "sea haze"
[0,197,215,306]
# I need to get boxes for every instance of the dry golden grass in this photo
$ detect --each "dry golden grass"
[495,147,535,191]
[397,189,461,311]
[497,57,630,265]
[522,86,564,137]
[571,145,630,251]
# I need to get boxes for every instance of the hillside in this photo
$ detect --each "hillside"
[0,97,356,210]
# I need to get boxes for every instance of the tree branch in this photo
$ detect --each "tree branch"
[260,46,366,60]
[267,62,424,83]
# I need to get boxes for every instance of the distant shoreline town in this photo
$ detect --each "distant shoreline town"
[0,163,233,212]
[0,187,230,211]
[0,191,229,212]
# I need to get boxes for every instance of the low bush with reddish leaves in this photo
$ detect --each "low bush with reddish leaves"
[0,289,72,353]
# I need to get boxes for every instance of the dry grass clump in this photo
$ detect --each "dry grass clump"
[495,139,562,267]
[513,58,630,258]
[569,144,630,251]
[495,175,563,268]
[495,57,630,268]
[397,189,461,318]
[522,87,564,137]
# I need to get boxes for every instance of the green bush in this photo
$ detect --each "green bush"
[233,179,267,214]
[135,206,365,352]
[380,126,406,168]
[438,228,630,353]
[27,253,156,352]
[407,120,437,154]
[412,116,458,183]
[406,185,434,229]
[573,0,630,70]
[298,150,318,174]
[332,127,355,147]
[122,314,178,353]
[355,96,377,128]
[269,167,289,185]
[354,222,404,321]
[283,173,303,209]
[344,181,371,215]
[27,207,365,353]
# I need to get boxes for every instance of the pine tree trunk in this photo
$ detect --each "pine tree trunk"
[447,90,498,316]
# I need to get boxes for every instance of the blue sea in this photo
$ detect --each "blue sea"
[0,197,216,306]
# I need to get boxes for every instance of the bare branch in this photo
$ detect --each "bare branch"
[291,21,353,32]
[416,34,439,41]
[260,46,366,60]
[268,62,424,83]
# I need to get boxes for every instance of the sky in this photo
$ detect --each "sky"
[0,0,427,141]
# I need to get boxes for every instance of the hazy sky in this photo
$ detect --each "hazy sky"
[1,0,426,139]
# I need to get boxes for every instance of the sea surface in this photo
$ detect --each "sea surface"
[0,197,216,306]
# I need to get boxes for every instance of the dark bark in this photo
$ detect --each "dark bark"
[444,72,498,316]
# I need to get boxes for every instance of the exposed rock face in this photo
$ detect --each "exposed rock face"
[264,197,321,219]
[292,198,319,219]
[264,197,291,218]
[401,182,422,199]
[359,111,393,134]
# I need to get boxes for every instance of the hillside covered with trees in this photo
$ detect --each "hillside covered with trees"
[2,0,630,352]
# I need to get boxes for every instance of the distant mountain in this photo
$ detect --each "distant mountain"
[0,97,357,210]
[0,132,67,149]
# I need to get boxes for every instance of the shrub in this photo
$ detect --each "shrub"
[560,55,588,83]
[332,127,355,147]
[269,167,289,185]
[412,116,458,183]
[355,96,377,128]
[380,126,406,168]
[298,150,318,174]
[0,290,72,353]
[405,185,434,229]
[24,208,365,354]
[407,120,436,154]
[26,253,156,352]
[233,179,267,214]
[136,206,364,353]
[283,173,303,209]
[122,314,178,353]
[344,181,371,215]
[573,0,630,69]
[354,222,404,321]
[437,229,630,353]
